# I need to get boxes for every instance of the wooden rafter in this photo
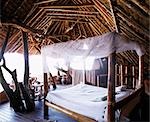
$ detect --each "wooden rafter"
[23,4,38,23]
[26,8,44,26]
[89,23,99,35]
[130,0,150,15]
[45,9,99,15]
[40,17,52,30]
[8,36,22,52]
[119,0,149,18]
[108,0,119,32]
[116,7,149,38]
[1,20,43,35]
[93,0,114,28]
[51,18,88,23]
[34,0,59,5]
[36,16,50,29]
[13,0,25,16]
[39,5,95,9]
[119,17,148,42]
[46,13,96,17]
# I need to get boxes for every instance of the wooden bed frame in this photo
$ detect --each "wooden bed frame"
[45,101,96,122]
[43,53,144,122]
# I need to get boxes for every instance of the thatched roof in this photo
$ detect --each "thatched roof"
[0,0,149,66]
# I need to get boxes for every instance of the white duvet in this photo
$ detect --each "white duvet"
[46,84,132,122]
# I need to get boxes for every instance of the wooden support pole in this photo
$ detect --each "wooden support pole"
[22,30,29,88]
[44,73,49,119]
[21,30,35,112]
[138,55,144,88]
[107,52,116,122]
[120,65,124,86]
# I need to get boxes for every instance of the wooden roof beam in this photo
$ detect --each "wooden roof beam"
[6,31,21,51]
[116,7,150,38]
[23,5,38,23]
[8,37,22,52]
[130,0,150,16]
[46,13,96,17]
[49,16,90,21]
[93,0,114,28]
[26,8,44,26]
[89,23,100,35]
[108,0,119,32]
[51,19,89,23]
[36,16,50,29]
[39,17,52,30]
[34,0,59,5]
[119,0,149,18]
[45,9,99,15]
[119,22,147,43]
[1,20,43,35]
[39,5,95,9]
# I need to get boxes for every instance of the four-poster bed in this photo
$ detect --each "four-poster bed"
[41,31,145,122]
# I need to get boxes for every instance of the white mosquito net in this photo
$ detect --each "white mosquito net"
[41,31,145,73]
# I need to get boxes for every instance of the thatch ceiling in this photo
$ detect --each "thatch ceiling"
[0,0,149,66]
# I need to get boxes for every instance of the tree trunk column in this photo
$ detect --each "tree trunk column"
[107,52,116,122]
[44,73,49,119]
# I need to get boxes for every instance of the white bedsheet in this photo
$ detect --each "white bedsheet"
[46,84,132,122]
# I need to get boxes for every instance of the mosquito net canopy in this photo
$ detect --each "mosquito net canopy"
[41,31,145,73]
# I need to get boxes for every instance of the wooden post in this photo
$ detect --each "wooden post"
[21,30,35,112]
[44,73,49,119]
[138,56,144,88]
[120,65,124,86]
[22,30,29,88]
[132,66,135,88]
[107,52,116,122]
[115,64,117,86]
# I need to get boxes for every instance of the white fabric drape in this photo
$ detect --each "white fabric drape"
[41,31,145,73]
[71,70,96,85]
[86,70,96,85]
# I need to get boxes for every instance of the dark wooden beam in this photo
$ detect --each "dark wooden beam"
[51,19,89,23]
[45,9,99,15]
[46,13,96,17]
[116,7,149,38]
[39,5,95,9]
[7,36,22,52]
[0,26,11,61]
[35,0,59,5]
[130,0,150,15]
[1,19,43,35]
[108,0,119,32]
[93,0,114,29]
[119,21,148,43]
[120,0,149,18]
